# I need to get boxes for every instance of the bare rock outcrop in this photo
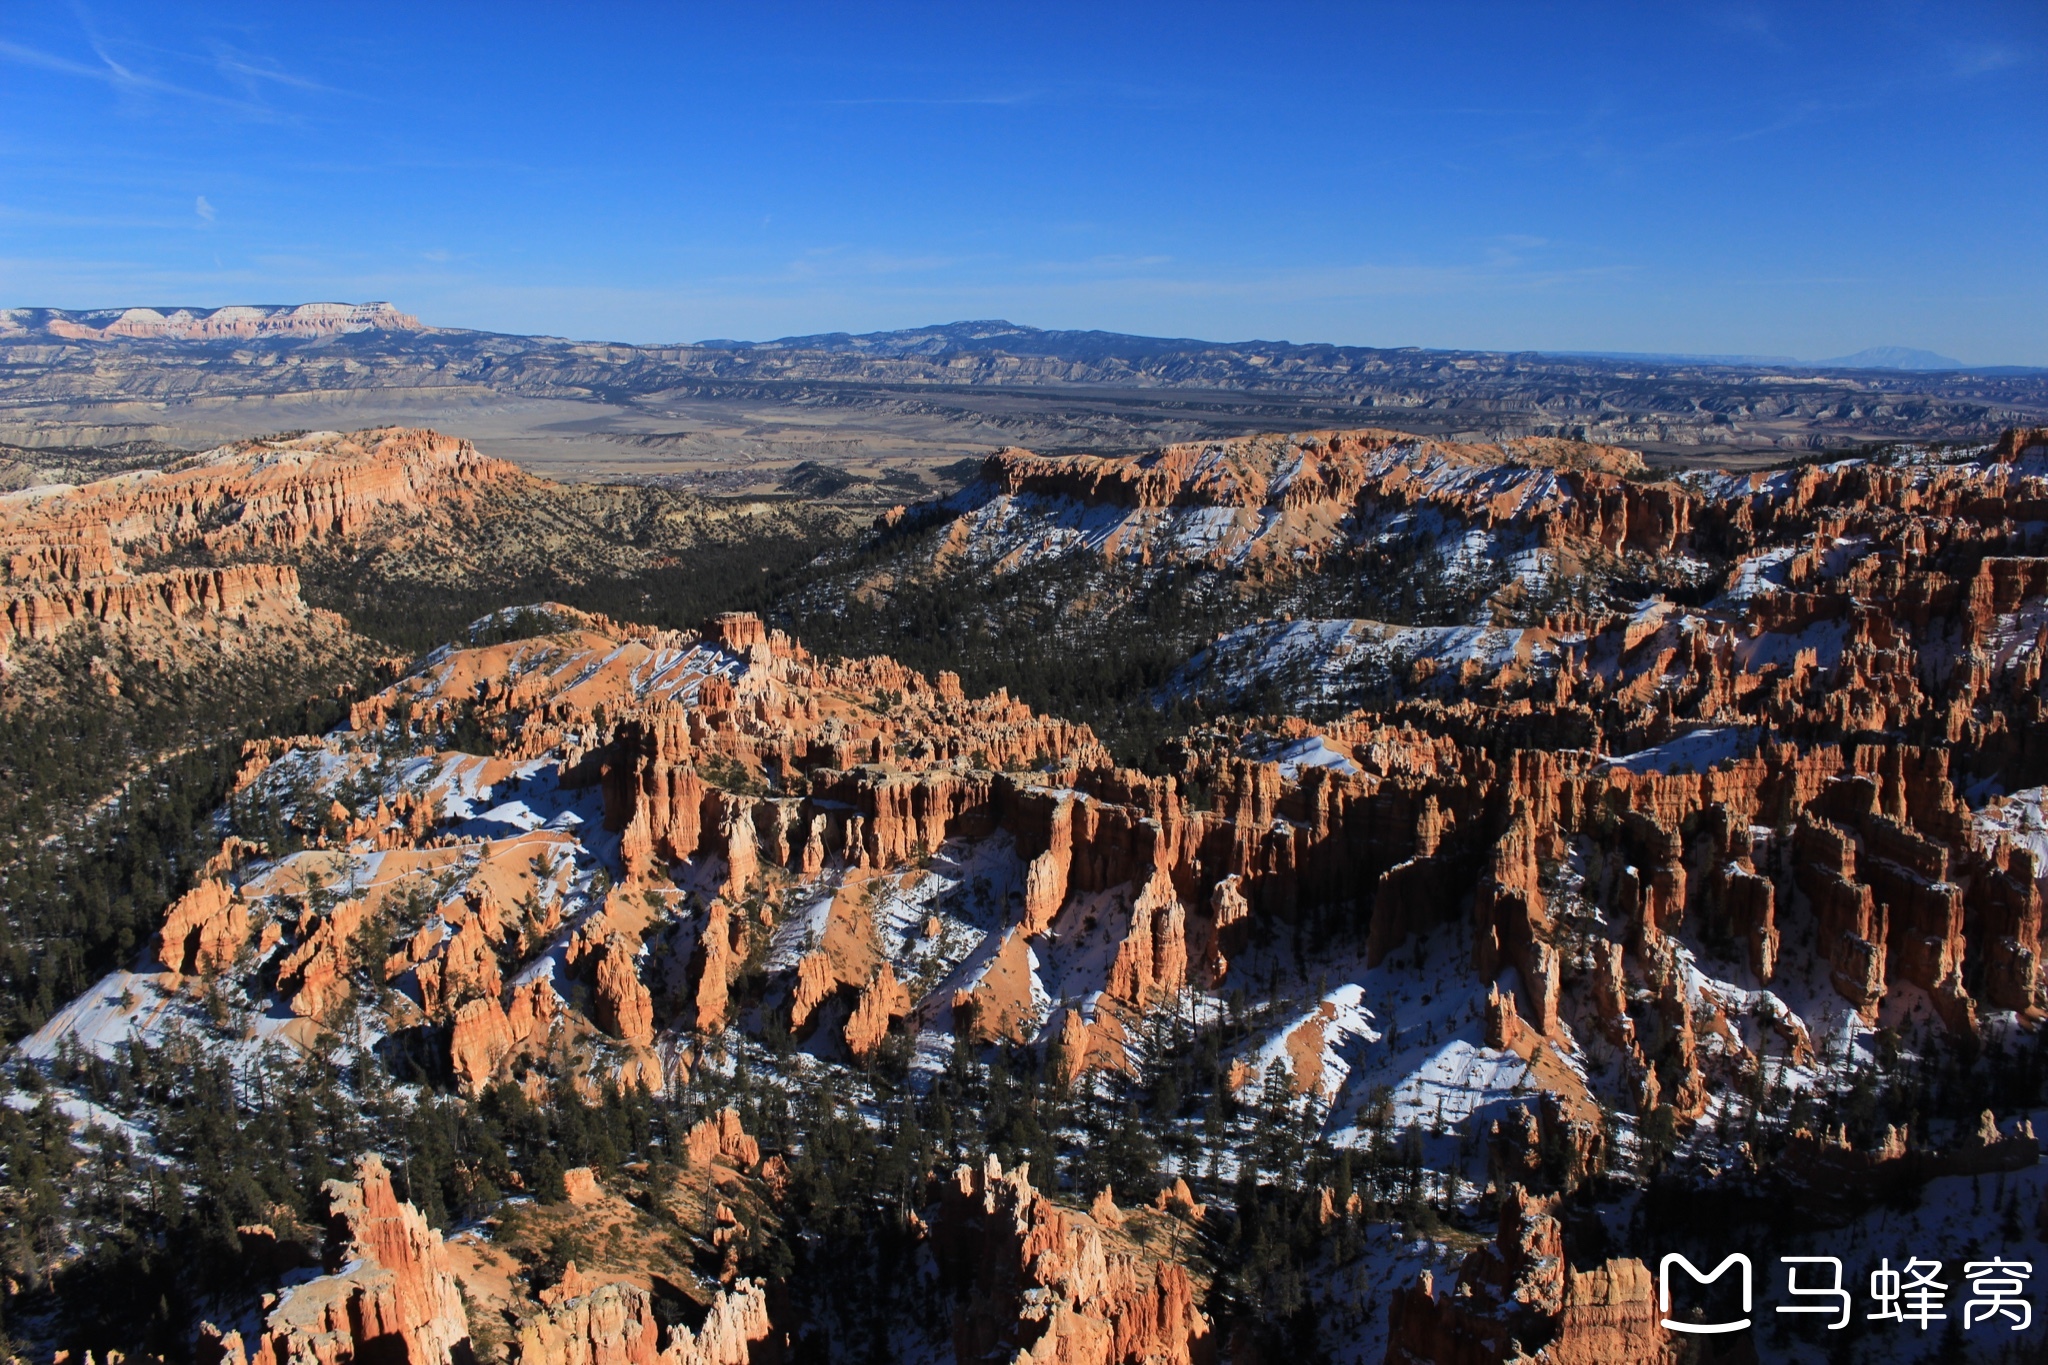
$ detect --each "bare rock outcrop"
[448,980,559,1096]
[689,900,739,1035]
[512,1276,769,1365]
[931,1154,1213,1365]
[1385,1186,1671,1365]
[202,1155,471,1365]
[683,1109,761,1172]
[32,301,421,343]
[277,900,371,1022]
[843,961,910,1060]
[1772,1110,2038,1214]
[593,934,655,1047]
[158,879,248,976]
[3,563,313,654]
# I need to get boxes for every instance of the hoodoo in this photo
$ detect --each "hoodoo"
[18,424,2048,1365]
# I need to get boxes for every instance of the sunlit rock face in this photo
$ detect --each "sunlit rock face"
[201,1155,471,1365]
[21,422,2048,1365]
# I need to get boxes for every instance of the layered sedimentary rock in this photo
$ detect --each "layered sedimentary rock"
[199,1154,774,1365]
[843,961,910,1060]
[70,422,2048,1364]
[157,879,248,976]
[593,934,655,1047]
[930,1154,1213,1365]
[276,899,370,1022]
[449,981,560,1097]
[1,427,512,575]
[1385,1187,1671,1365]
[0,426,512,684]
[220,531,2048,1116]
[202,1155,470,1365]
[1772,1110,2038,1214]
[512,1275,769,1365]
[160,560,2048,1129]
[2,563,311,654]
[19,301,422,343]
[683,1109,761,1171]
[141,427,2048,1102]
[919,428,1687,588]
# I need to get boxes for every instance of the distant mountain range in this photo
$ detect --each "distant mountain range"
[0,305,2015,375]
[1,306,2043,459]
[1813,345,1967,370]
[1557,345,1971,371]
[704,319,1242,362]
[720,322,2015,375]
[727,323,1993,372]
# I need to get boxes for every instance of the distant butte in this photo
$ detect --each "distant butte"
[0,301,421,342]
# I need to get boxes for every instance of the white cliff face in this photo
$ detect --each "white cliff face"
[12,302,423,342]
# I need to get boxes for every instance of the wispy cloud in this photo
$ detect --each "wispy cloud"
[0,36,280,116]
[208,44,343,95]
[194,194,215,224]
[0,38,118,81]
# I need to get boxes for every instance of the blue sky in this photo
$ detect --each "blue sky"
[0,3,2041,361]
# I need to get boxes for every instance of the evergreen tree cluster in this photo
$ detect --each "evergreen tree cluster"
[0,639,368,1040]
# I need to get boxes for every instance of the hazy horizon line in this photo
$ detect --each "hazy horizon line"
[5,299,2030,372]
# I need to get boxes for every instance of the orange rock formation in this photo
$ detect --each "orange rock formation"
[201,1155,470,1365]
[157,879,248,976]
[1385,1186,1672,1365]
[513,1276,769,1365]
[931,1155,1214,1365]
